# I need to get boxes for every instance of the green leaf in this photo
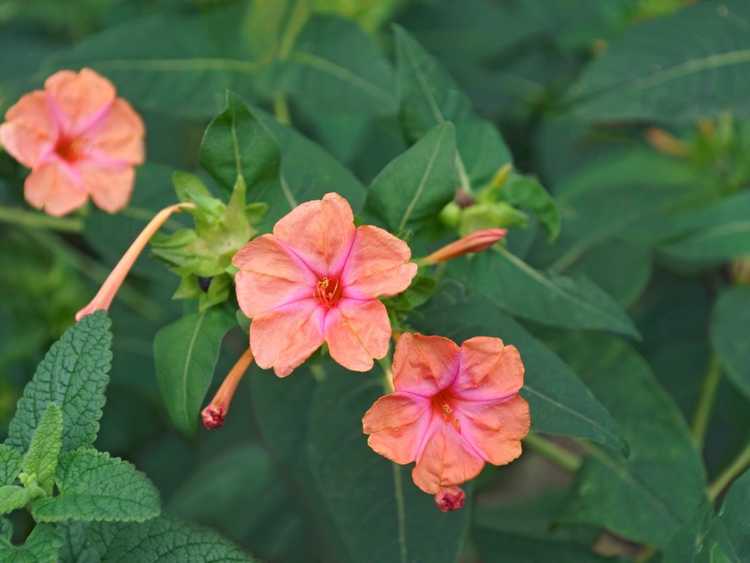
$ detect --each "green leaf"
[308,361,471,563]
[415,287,627,453]
[394,25,511,187]
[21,404,63,496]
[473,526,614,563]
[711,287,750,400]
[200,92,366,227]
[568,0,750,122]
[660,192,750,263]
[498,174,560,241]
[556,335,706,547]
[663,469,750,562]
[0,486,31,515]
[286,15,397,115]
[0,523,62,563]
[7,312,112,454]
[31,448,160,523]
[153,308,236,435]
[46,9,264,118]
[455,248,639,337]
[0,446,22,487]
[365,122,457,235]
[57,517,253,562]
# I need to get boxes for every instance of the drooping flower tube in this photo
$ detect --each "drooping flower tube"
[0,68,145,216]
[202,348,254,430]
[419,228,506,266]
[233,192,417,377]
[362,333,530,511]
[76,203,194,321]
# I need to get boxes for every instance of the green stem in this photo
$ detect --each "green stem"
[273,94,292,126]
[0,205,83,232]
[524,433,582,472]
[708,442,750,501]
[691,355,722,448]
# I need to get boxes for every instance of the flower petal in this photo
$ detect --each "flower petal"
[454,337,524,401]
[45,68,116,135]
[324,298,391,372]
[233,234,317,318]
[0,91,57,168]
[456,395,530,465]
[342,225,417,299]
[250,298,325,377]
[81,98,144,165]
[362,392,430,464]
[392,333,460,396]
[272,192,355,276]
[80,162,134,213]
[24,160,87,217]
[411,419,485,494]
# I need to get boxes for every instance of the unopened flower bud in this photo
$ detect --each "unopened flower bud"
[434,486,465,512]
[645,128,689,157]
[420,228,506,266]
[201,348,254,431]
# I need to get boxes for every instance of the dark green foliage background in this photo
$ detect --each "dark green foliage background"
[2,0,750,561]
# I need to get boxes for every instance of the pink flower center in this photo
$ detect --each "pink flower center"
[314,276,343,308]
[431,389,460,431]
[55,136,85,163]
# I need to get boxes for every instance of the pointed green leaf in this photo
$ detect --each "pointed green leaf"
[286,15,397,115]
[0,486,30,515]
[498,174,560,241]
[46,9,264,118]
[200,92,365,226]
[394,25,510,186]
[153,308,236,435]
[308,361,470,563]
[455,249,639,337]
[21,404,63,496]
[0,523,62,563]
[556,335,706,548]
[365,122,457,235]
[7,312,112,453]
[568,1,750,122]
[711,287,750,400]
[415,287,627,453]
[0,446,22,487]
[57,517,253,562]
[31,448,160,523]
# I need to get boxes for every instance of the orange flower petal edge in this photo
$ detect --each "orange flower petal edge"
[0,68,145,216]
[232,192,418,377]
[362,332,530,509]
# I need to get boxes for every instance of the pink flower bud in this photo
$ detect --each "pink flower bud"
[421,228,507,265]
[201,348,254,431]
[434,486,466,512]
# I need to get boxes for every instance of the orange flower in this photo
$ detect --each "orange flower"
[0,68,144,216]
[420,228,506,265]
[362,333,530,508]
[233,192,417,377]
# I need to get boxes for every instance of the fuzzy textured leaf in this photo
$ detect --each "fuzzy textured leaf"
[31,448,160,523]
[21,404,63,495]
[0,523,62,563]
[0,446,22,487]
[6,312,112,454]
[57,517,253,562]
